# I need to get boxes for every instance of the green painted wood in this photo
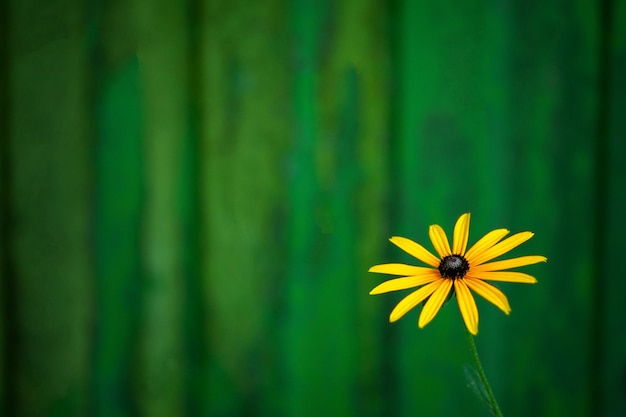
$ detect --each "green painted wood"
[201,1,291,415]
[179,5,206,415]
[0,0,8,413]
[1,0,625,416]
[285,1,393,416]
[7,0,93,416]
[284,0,337,415]
[599,0,626,414]
[133,1,191,416]
[505,1,599,416]
[282,1,393,415]
[92,3,143,413]
[322,2,392,416]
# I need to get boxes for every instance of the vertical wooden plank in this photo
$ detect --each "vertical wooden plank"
[506,0,598,415]
[283,0,323,415]
[0,0,8,412]
[317,1,391,416]
[180,3,207,415]
[201,3,235,414]
[7,0,93,416]
[283,1,392,415]
[91,1,143,415]
[133,1,190,416]
[392,1,512,415]
[201,0,291,415]
[599,0,626,414]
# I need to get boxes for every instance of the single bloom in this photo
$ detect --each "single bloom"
[369,213,546,335]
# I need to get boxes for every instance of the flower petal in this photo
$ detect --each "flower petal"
[418,279,453,329]
[464,229,509,263]
[470,231,534,266]
[464,277,511,315]
[452,213,471,255]
[389,236,441,267]
[370,272,440,295]
[429,225,452,258]
[369,263,435,276]
[389,280,442,322]
[454,279,479,335]
[470,255,547,272]
[467,271,538,284]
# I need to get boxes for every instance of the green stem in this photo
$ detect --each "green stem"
[464,327,504,417]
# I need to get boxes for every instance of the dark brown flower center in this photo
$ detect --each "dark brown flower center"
[438,255,469,280]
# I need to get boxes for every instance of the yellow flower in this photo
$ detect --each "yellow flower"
[369,213,546,335]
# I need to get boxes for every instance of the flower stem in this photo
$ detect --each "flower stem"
[464,327,504,417]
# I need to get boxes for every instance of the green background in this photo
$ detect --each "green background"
[1,0,625,416]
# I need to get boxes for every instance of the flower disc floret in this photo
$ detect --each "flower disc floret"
[439,255,469,279]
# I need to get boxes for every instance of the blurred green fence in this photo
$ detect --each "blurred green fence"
[1,0,625,416]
